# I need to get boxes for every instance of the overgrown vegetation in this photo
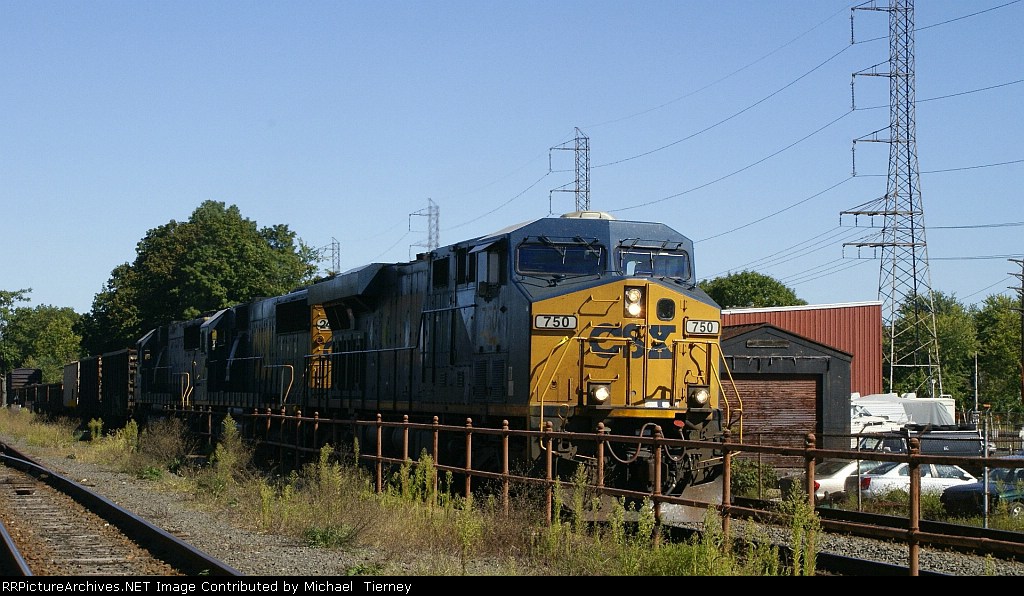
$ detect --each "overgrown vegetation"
[731,457,780,499]
[0,408,823,576]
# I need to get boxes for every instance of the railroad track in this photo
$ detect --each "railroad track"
[714,496,1024,575]
[732,495,1024,560]
[0,444,241,576]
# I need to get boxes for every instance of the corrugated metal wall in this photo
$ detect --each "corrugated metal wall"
[725,376,818,470]
[722,302,881,396]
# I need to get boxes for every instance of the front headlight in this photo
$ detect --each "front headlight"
[687,385,711,408]
[589,383,611,404]
[624,286,643,318]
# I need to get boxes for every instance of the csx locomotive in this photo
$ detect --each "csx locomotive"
[16,210,740,500]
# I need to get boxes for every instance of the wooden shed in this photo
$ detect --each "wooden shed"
[721,323,852,470]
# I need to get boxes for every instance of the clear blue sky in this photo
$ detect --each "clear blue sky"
[2,1,1021,315]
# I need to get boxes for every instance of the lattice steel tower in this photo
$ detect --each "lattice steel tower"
[329,237,340,275]
[549,127,591,212]
[410,198,440,256]
[842,0,943,398]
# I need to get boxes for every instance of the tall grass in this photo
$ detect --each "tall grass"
[0,408,80,450]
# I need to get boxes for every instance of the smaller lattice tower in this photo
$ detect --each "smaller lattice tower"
[329,237,340,275]
[317,237,342,277]
[409,198,440,257]
[549,127,591,212]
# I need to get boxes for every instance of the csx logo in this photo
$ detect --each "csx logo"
[588,324,675,359]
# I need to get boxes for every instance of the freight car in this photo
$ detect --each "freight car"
[11,210,742,507]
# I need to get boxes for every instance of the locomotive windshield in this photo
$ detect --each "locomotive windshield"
[516,236,605,276]
[620,249,691,280]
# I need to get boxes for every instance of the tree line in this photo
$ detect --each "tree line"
[1,202,1021,415]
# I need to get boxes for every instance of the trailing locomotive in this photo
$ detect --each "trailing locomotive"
[18,210,741,503]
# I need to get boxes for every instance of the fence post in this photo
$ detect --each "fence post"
[908,438,921,576]
[278,407,286,465]
[502,419,510,516]
[653,425,663,544]
[295,410,302,469]
[402,415,410,462]
[805,433,816,509]
[432,416,440,504]
[722,428,732,539]
[596,422,606,490]
[265,408,271,442]
[544,421,554,527]
[375,413,383,494]
[312,412,320,457]
[464,418,473,502]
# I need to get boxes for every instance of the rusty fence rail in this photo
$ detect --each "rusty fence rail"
[172,406,1024,576]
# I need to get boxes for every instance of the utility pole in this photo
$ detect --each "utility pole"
[1011,258,1024,404]
[841,0,942,398]
[549,127,591,213]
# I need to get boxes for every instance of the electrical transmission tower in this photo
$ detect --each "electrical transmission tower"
[549,127,591,213]
[409,198,440,258]
[317,237,341,277]
[1011,259,1024,404]
[329,237,340,275]
[841,0,943,398]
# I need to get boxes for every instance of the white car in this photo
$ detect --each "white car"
[845,461,977,499]
[780,459,883,503]
[815,459,884,502]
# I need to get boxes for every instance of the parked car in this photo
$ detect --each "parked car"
[940,456,1024,517]
[780,459,884,503]
[844,461,977,500]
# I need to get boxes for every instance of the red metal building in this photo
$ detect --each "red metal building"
[722,301,883,397]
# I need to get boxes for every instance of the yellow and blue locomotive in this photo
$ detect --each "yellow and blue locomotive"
[134,210,737,499]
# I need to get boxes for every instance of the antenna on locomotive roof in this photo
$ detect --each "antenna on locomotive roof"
[549,127,591,213]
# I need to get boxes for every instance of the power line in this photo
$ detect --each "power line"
[613,113,854,214]
[595,46,853,170]
[851,0,1021,44]
[583,4,852,130]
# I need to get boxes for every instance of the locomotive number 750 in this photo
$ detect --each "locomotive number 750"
[534,315,578,329]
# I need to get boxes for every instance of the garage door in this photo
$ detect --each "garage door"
[723,375,819,470]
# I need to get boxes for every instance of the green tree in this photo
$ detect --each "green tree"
[698,271,806,309]
[0,289,32,375]
[81,201,321,351]
[974,294,1023,412]
[78,264,142,355]
[5,303,83,383]
[931,293,979,409]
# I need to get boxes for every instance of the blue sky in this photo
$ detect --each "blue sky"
[2,1,1021,315]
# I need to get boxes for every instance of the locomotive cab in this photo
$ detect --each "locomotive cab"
[512,212,733,501]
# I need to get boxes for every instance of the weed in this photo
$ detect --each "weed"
[303,524,358,549]
[137,466,163,480]
[731,458,779,499]
[87,418,103,441]
[777,484,820,576]
[345,562,384,576]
